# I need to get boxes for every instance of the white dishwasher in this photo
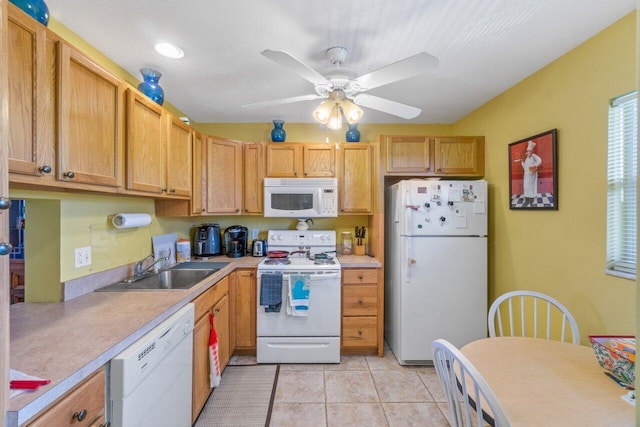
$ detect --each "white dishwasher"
[109,303,194,427]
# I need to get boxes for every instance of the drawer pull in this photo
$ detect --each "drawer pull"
[73,409,87,421]
[358,299,363,305]
[357,329,363,335]
[358,274,363,280]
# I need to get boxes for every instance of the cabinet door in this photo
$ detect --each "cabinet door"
[234,269,256,349]
[191,131,205,215]
[57,43,122,187]
[243,143,264,214]
[266,144,300,177]
[205,136,242,214]
[192,312,211,423]
[213,294,230,371]
[383,135,431,174]
[166,115,192,197]
[339,144,372,214]
[125,88,165,193]
[7,4,56,178]
[433,136,485,176]
[303,144,335,177]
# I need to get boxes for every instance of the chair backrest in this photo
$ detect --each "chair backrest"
[488,290,580,344]
[432,339,510,427]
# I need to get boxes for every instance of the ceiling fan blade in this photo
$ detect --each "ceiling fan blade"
[352,52,438,91]
[262,49,331,86]
[242,94,325,109]
[353,94,421,119]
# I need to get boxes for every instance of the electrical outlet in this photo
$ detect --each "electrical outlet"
[74,246,92,268]
[252,228,259,240]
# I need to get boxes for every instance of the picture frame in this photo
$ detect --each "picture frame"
[508,129,558,210]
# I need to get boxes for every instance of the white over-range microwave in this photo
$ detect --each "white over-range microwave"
[263,178,338,218]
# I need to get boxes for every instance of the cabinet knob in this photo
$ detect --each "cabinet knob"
[63,171,75,179]
[357,329,363,335]
[437,168,441,173]
[0,197,11,210]
[0,242,13,256]
[304,172,308,176]
[169,188,176,193]
[39,165,52,174]
[235,208,240,213]
[214,307,221,313]
[72,409,87,421]
[99,423,111,427]
[358,299,363,305]
[294,172,298,177]
[161,188,167,193]
[425,167,430,171]
[358,274,363,280]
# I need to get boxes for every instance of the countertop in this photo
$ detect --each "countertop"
[8,254,380,426]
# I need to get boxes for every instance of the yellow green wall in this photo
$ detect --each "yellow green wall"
[452,12,637,343]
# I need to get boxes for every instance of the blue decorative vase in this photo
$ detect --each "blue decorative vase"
[10,0,49,25]
[346,124,360,142]
[137,68,164,106]
[271,120,286,142]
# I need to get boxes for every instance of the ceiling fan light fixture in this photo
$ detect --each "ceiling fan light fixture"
[342,98,363,124]
[313,100,332,124]
[327,104,343,130]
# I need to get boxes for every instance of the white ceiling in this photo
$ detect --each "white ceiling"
[46,0,635,125]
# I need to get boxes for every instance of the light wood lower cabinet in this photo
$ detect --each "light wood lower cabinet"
[26,368,106,426]
[192,276,230,423]
[233,269,257,352]
[341,268,383,356]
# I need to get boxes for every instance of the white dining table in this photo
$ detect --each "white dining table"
[460,337,635,426]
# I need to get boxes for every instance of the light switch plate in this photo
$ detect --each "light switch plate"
[74,246,91,268]
[252,228,259,240]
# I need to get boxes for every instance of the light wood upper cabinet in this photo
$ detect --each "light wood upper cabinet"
[382,135,485,177]
[243,143,264,214]
[57,42,123,187]
[7,4,57,180]
[205,136,242,214]
[266,143,335,177]
[383,135,431,174]
[166,115,192,197]
[126,89,165,193]
[339,144,373,214]
[433,136,484,176]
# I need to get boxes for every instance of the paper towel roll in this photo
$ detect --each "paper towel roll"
[112,213,152,229]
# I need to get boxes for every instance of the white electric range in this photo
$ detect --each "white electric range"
[256,230,341,363]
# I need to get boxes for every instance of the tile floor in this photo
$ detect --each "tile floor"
[230,348,453,427]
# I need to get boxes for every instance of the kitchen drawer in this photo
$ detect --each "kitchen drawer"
[26,369,105,426]
[342,316,377,348]
[342,284,377,316]
[193,276,229,320]
[342,269,378,284]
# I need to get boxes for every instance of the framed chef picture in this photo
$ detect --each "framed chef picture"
[508,129,558,210]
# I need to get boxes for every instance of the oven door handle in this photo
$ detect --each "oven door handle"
[303,273,341,281]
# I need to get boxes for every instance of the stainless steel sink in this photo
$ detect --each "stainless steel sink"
[97,268,219,291]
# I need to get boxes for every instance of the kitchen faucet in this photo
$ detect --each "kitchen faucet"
[133,254,168,278]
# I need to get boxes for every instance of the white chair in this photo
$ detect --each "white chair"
[432,339,511,427]
[488,290,580,344]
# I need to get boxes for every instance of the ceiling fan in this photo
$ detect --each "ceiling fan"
[242,46,439,123]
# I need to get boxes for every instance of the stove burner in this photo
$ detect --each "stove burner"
[263,258,291,265]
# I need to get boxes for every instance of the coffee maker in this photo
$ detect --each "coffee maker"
[224,225,248,258]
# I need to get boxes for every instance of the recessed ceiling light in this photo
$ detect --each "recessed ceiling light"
[154,42,184,59]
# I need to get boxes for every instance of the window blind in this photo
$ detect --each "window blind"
[606,91,637,277]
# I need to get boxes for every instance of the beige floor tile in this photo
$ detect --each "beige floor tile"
[280,363,325,371]
[326,403,388,427]
[275,371,325,403]
[322,355,369,370]
[269,403,327,427]
[416,367,448,402]
[325,371,380,403]
[371,370,431,402]
[366,350,405,371]
[383,402,449,427]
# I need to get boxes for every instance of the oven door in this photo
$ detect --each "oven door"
[256,271,341,337]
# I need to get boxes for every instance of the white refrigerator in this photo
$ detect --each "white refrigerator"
[385,179,488,365]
